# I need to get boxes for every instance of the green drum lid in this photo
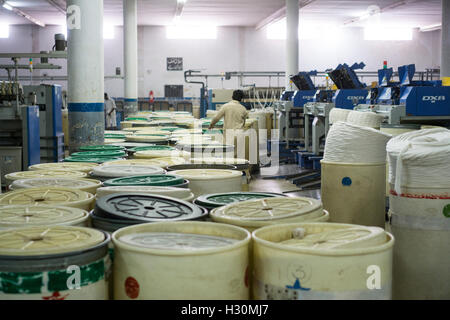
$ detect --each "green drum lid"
[129,145,175,152]
[202,120,223,127]
[195,192,287,208]
[203,129,223,134]
[125,117,148,121]
[71,150,127,157]
[103,174,185,187]
[63,156,123,163]
[104,134,126,139]
[79,145,125,151]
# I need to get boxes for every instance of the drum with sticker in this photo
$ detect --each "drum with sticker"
[0,226,111,300]
[112,221,250,300]
[321,161,386,228]
[252,223,394,300]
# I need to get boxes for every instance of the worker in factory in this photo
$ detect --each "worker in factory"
[208,89,248,132]
[104,92,117,130]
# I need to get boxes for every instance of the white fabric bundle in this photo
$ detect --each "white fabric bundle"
[347,111,385,129]
[386,128,450,194]
[329,108,351,124]
[323,121,392,164]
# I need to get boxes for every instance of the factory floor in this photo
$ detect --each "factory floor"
[248,164,321,200]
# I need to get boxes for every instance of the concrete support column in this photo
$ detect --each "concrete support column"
[67,0,104,152]
[124,0,138,116]
[285,0,299,90]
[442,0,450,79]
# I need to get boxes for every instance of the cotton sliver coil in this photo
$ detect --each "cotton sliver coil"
[323,121,392,164]
[347,111,385,129]
[386,128,450,194]
[329,108,351,124]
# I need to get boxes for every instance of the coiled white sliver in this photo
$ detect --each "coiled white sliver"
[347,111,385,129]
[329,108,351,124]
[323,121,392,164]
[386,128,450,194]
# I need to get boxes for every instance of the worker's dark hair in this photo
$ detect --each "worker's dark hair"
[232,90,244,102]
[104,93,108,99]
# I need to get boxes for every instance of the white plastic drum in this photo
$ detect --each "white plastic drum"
[102,158,186,168]
[4,170,87,186]
[126,135,170,143]
[0,187,95,211]
[321,161,386,228]
[252,223,394,300]
[389,194,450,300]
[133,150,190,160]
[96,186,195,202]
[171,169,243,197]
[190,157,249,166]
[0,205,89,229]
[104,139,126,144]
[210,197,329,232]
[112,221,250,300]
[28,162,98,174]
[10,178,102,195]
[0,226,111,300]
[90,165,165,180]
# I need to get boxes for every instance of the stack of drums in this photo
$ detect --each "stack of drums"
[252,223,394,299]
[386,128,450,299]
[321,122,392,228]
[112,221,250,299]
[0,226,111,299]
[171,169,242,197]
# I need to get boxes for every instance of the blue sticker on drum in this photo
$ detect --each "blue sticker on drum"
[342,177,352,186]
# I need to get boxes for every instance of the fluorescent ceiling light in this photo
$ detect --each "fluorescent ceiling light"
[104,24,114,39]
[420,24,441,32]
[167,25,216,39]
[2,2,13,11]
[0,24,9,38]
[364,27,412,41]
[267,19,340,40]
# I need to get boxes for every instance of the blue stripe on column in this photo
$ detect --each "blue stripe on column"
[68,103,104,112]
[124,98,138,102]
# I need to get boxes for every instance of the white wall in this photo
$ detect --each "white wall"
[0,24,442,98]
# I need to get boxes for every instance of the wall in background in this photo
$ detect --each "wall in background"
[0,24,442,98]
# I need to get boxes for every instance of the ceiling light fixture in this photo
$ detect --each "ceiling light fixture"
[420,23,442,32]
[2,1,13,11]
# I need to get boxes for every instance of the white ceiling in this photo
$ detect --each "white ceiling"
[0,0,443,29]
